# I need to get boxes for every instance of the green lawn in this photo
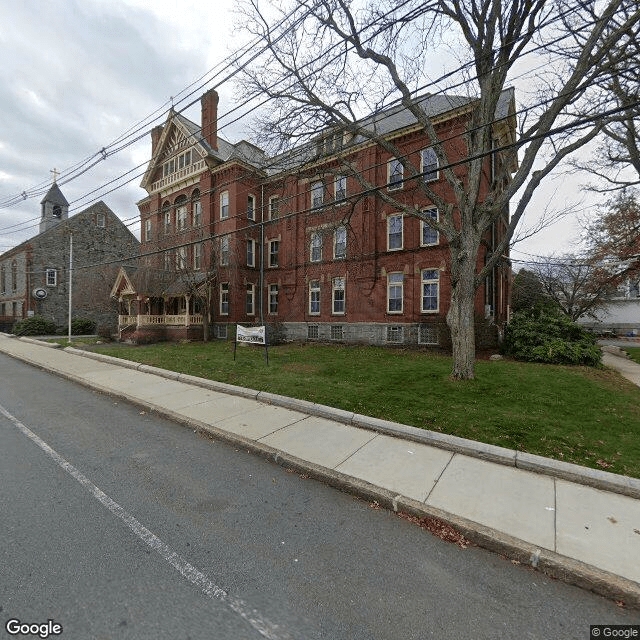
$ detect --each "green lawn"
[92,341,640,479]
[624,347,640,365]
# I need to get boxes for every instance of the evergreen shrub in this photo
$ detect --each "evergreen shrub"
[12,315,57,336]
[503,309,601,366]
[70,317,96,335]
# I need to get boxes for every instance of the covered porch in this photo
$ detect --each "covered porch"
[111,267,207,343]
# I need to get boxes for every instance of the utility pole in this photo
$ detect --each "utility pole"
[67,233,73,343]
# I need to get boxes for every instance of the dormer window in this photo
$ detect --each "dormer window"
[315,130,350,156]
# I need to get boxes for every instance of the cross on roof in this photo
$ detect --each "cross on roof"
[50,168,59,183]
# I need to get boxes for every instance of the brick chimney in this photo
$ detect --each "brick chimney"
[201,88,219,151]
[151,125,163,155]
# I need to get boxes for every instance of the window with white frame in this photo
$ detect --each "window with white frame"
[220,283,229,315]
[421,148,439,183]
[387,214,403,250]
[332,277,345,314]
[144,218,152,242]
[176,203,188,230]
[246,283,255,315]
[247,194,256,221]
[334,226,346,259]
[421,208,439,246]
[311,181,324,209]
[388,158,403,190]
[247,239,255,267]
[176,246,187,270]
[163,158,175,177]
[309,280,320,315]
[330,325,344,340]
[307,324,319,339]
[46,269,56,287]
[220,191,229,219]
[192,195,202,227]
[178,150,191,169]
[163,205,171,234]
[220,236,230,266]
[269,284,279,314]
[421,269,439,312]
[268,196,279,220]
[386,325,403,343]
[193,243,202,270]
[334,175,347,202]
[96,212,105,228]
[310,232,322,262]
[268,240,279,267]
[387,273,403,313]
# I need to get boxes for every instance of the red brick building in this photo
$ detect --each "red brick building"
[113,88,514,346]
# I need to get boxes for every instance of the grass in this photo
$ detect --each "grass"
[624,347,640,365]
[46,337,105,346]
[92,341,640,479]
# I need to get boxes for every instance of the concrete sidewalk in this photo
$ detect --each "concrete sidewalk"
[1,333,639,606]
[602,345,640,387]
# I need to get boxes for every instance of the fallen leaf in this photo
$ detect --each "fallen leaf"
[607,516,618,524]
[397,512,471,549]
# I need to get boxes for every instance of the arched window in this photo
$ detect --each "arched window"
[191,189,201,227]
[162,201,171,234]
[175,195,188,231]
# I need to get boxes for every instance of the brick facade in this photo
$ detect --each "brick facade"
[128,89,513,347]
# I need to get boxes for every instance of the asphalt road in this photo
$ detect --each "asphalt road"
[1,353,638,639]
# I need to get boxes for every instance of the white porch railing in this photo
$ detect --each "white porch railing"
[118,314,203,327]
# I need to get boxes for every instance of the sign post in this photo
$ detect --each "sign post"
[234,325,268,365]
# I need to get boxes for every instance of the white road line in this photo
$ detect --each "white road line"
[0,402,294,640]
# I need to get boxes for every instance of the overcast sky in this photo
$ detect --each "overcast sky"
[0,0,606,266]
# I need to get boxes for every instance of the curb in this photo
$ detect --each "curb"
[64,346,640,500]
[61,381,640,608]
[1,338,639,607]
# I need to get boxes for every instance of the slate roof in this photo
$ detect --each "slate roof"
[0,201,136,259]
[264,87,516,175]
[149,87,515,181]
[39,182,69,206]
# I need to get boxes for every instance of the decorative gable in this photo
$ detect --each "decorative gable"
[140,114,210,195]
[110,267,136,299]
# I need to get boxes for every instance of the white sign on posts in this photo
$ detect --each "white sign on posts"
[236,325,266,344]
[234,325,269,364]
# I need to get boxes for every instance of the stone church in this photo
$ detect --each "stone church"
[0,182,139,333]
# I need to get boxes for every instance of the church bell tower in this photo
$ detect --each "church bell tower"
[40,171,69,234]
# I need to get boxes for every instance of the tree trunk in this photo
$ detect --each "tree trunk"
[447,252,477,380]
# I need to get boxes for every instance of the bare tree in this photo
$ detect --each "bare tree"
[237,0,639,378]
[565,0,640,190]
[529,254,619,321]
